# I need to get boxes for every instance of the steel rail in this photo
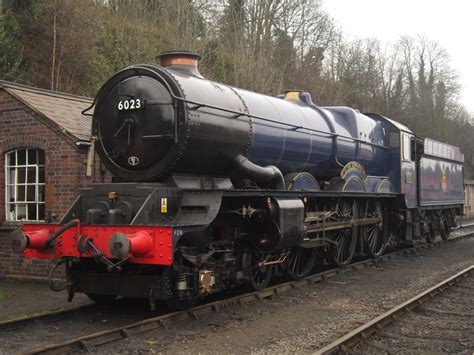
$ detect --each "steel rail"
[315,264,473,355]
[25,228,474,354]
[0,303,95,332]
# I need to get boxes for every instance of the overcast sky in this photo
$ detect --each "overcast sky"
[321,0,474,113]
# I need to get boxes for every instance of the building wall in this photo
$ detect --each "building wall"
[0,90,95,280]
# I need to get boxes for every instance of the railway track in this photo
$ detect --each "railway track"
[0,303,95,332]
[11,226,472,354]
[316,265,473,354]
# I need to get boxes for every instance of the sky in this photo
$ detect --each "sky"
[321,0,474,113]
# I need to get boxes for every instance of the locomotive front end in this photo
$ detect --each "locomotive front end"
[92,59,182,181]
[92,51,254,182]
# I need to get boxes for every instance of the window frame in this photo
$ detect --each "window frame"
[5,148,46,222]
[402,133,412,161]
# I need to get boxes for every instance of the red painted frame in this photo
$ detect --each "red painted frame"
[22,223,173,265]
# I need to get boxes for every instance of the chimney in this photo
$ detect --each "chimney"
[158,51,203,78]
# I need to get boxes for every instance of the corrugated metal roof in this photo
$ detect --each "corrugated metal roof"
[0,80,93,141]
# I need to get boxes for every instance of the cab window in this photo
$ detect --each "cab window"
[402,134,411,161]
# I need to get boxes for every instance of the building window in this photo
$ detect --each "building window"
[5,148,45,221]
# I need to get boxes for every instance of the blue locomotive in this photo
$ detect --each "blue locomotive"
[12,51,464,307]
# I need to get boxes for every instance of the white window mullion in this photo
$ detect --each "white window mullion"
[14,155,18,210]
[35,162,39,220]
[4,157,7,221]
[35,165,39,203]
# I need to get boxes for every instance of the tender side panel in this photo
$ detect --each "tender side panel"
[419,156,464,206]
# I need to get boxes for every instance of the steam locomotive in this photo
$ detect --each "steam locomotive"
[11,51,464,308]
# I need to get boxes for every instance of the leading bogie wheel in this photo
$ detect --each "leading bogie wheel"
[285,247,317,280]
[242,250,273,291]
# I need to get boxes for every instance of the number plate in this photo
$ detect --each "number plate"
[117,98,144,111]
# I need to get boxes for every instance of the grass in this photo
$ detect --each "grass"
[4,307,64,321]
[0,288,7,301]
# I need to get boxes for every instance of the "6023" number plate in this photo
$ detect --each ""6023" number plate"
[117,98,144,111]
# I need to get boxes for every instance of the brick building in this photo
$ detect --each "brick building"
[465,179,474,220]
[0,80,106,280]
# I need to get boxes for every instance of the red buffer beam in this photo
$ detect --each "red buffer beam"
[11,223,173,265]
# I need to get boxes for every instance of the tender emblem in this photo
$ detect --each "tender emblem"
[128,156,140,166]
